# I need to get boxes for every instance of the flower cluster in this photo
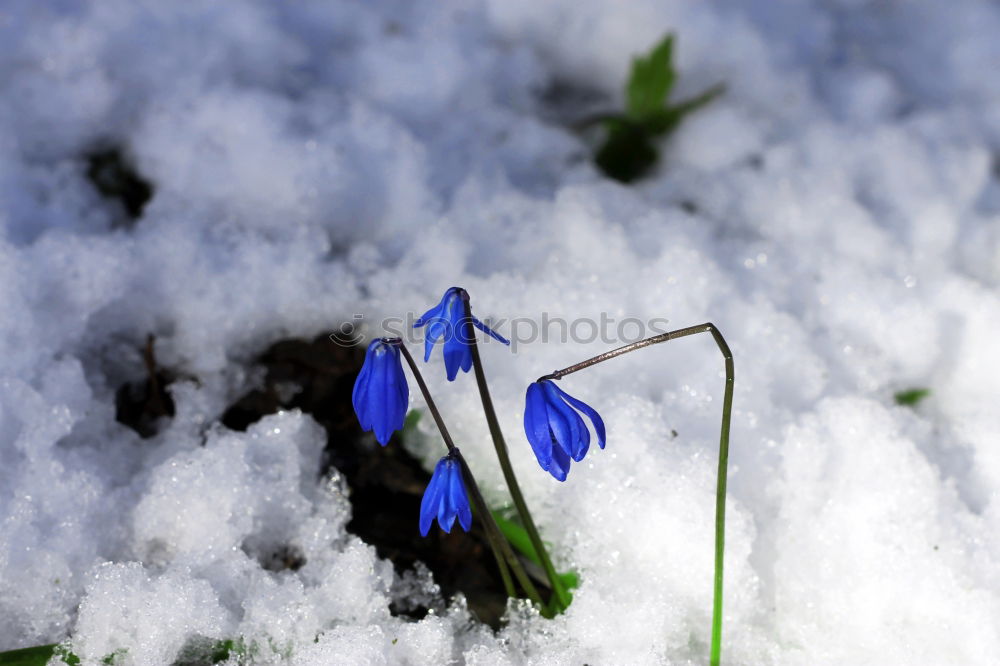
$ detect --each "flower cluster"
[351,288,513,537]
[351,287,609,540]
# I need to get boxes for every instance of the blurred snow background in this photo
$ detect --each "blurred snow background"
[1,0,1000,663]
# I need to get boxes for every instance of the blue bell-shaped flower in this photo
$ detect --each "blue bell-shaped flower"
[414,287,509,381]
[420,452,473,536]
[352,338,409,445]
[523,379,606,481]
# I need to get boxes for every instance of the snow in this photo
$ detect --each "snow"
[1,0,1000,664]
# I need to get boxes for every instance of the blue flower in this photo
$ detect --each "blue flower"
[414,287,509,381]
[352,339,409,446]
[420,452,473,536]
[523,380,606,481]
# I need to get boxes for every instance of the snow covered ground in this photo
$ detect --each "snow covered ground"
[2,0,1000,663]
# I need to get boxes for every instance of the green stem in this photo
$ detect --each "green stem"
[541,323,733,665]
[395,340,543,605]
[459,293,571,609]
[708,327,733,666]
[455,452,545,607]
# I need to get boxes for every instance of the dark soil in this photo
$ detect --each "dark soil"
[85,145,153,224]
[114,335,175,438]
[116,332,510,628]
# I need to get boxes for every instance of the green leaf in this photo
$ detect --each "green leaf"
[177,637,246,664]
[0,644,80,666]
[626,34,676,121]
[100,649,126,665]
[645,83,726,136]
[492,510,580,614]
[894,388,931,407]
[0,644,60,666]
[0,638,240,666]
[590,33,725,184]
[558,570,579,590]
[492,511,538,563]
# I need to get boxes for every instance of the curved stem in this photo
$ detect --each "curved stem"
[459,294,571,610]
[708,326,733,666]
[537,323,707,381]
[542,323,733,665]
[395,341,458,456]
[394,340,543,606]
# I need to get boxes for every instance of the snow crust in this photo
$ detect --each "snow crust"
[2,0,1000,663]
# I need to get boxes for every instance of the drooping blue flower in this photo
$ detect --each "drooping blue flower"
[414,287,509,381]
[420,452,473,536]
[523,380,606,481]
[352,338,409,446]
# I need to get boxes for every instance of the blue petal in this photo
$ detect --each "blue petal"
[472,317,510,346]
[447,460,472,533]
[541,381,587,461]
[541,396,573,458]
[352,384,368,428]
[415,291,451,362]
[442,336,471,382]
[456,491,472,532]
[553,391,590,461]
[413,297,446,329]
[365,348,390,442]
[553,383,607,450]
[421,318,448,362]
[441,348,459,381]
[546,438,572,482]
[420,457,449,536]
[391,353,409,428]
[373,347,403,445]
[383,349,410,444]
[523,383,553,469]
[351,345,376,427]
[386,348,406,415]
[437,459,459,533]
